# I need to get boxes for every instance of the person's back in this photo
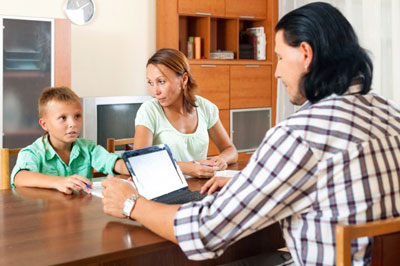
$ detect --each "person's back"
[275,90,400,265]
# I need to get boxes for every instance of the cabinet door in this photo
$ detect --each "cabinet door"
[225,0,267,18]
[192,65,229,110]
[1,18,70,150]
[208,110,229,156]
[230,65,272,108]
[2,18,52,149]
[178,0,225,16]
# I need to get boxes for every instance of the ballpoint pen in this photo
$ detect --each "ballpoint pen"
[192,160,212,167]
[192,160,219,170]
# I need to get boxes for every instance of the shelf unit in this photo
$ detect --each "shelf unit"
[157,0,278,160]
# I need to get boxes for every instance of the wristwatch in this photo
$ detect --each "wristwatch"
[122,193,140,218]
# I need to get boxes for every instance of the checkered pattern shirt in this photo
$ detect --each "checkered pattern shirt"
[174,90,400,265]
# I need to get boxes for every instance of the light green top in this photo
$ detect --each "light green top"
[11,135,120,187]
[135,96,219,162]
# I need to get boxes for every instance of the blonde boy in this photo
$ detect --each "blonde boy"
[11,87,128,194]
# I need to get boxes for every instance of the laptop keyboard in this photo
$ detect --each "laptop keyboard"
[154,190,206,205]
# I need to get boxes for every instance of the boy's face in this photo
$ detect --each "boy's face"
[39,100,83,147]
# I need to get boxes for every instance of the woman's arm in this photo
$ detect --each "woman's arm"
[133,125,154,149]
[208,119,238,169]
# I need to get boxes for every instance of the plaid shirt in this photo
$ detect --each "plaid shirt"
[174,89,400,265]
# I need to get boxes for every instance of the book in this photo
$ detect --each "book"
[244,27,266,60]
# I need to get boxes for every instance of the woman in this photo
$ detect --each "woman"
[134,48,237,178]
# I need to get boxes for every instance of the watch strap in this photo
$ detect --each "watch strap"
[122,193,140,218]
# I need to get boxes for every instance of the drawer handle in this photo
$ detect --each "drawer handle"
[245,65,260,68]
[196,12,211,16]
[240,15,255,19]
[200,65,216,68]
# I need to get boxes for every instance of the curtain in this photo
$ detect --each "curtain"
[276,0,400,123]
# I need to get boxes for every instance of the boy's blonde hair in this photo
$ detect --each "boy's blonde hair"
[38,87,81,118]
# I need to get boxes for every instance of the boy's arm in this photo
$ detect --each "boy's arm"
[14,170,92,194]
[113,159,129,175]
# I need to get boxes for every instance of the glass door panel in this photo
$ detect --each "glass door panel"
[2,18,52,149]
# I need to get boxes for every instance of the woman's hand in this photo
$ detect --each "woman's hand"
[200,176,231,195]
[208,156,228,171]
[102,175,137,218]
[55,175,92,195]
[178,161,218,178]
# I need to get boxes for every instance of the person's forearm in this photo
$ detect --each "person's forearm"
[177,161,192,176]
[14,170,60,189]
[130,197,180,243]
[114,159,129,175]
[219,146,238,164]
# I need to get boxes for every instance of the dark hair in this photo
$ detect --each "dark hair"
[275,2,373,103]
[147,48,198,113]
[38,86,80,118]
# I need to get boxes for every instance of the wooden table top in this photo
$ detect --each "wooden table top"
[0,161,284,266]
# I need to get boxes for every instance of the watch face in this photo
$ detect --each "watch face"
[65,0,95,25]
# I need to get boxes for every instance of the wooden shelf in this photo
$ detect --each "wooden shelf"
[189,59,272,65]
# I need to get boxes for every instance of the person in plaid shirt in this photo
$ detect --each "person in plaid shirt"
[102,2,400,265]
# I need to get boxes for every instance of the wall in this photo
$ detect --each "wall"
[0,0,156,97]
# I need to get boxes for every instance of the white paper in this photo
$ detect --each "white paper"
[90,181,104,198]
[214,170,240,178]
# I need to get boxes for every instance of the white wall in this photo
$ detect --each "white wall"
[0,0,156,97]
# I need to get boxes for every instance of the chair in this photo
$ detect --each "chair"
[336,217,400,266]
[1,148,22,190]
[106,138,134,153]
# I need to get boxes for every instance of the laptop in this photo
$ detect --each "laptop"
[122,144,206,204]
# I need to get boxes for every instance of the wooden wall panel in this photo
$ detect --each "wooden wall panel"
[54,19,71,88]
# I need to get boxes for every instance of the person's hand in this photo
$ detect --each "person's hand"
[191,161,219,178]
[208,156,228,171]
[55,174,92,195]
[102,175,137,219]
[200,176,231,195]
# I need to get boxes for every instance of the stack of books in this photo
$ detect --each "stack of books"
[210,50,234,60]
[239,26,266,60]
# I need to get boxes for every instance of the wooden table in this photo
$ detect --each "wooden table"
[0,163,285,266]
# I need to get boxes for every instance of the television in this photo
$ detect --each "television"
[81,96,153,149]
[230,107,271,152]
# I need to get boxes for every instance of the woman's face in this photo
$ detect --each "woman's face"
[274,30,308,105]
[146,64,187,108]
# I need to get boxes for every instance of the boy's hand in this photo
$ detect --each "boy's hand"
[200,176,230,195]
[55,175,92,195]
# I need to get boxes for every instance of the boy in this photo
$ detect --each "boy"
[11,87,128,194]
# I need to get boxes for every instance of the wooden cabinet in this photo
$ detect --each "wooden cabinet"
[230,65,272,108]
[191,65,230,110]
[207,110,230,156]
[226,0,267,18]
[178,0,225,16]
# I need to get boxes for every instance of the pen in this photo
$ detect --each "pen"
[192,160,212,167]
[192,161,219,171]
[85,183,91,189]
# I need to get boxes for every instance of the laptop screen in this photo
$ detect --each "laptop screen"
[125,148,187,200]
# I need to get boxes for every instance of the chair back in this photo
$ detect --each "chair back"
[106,138,134,153]
[1,148,22,190]
[336,217,400,266]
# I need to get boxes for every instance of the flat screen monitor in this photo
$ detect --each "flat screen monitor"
[81,96,152,149]
[230,107,271,152]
